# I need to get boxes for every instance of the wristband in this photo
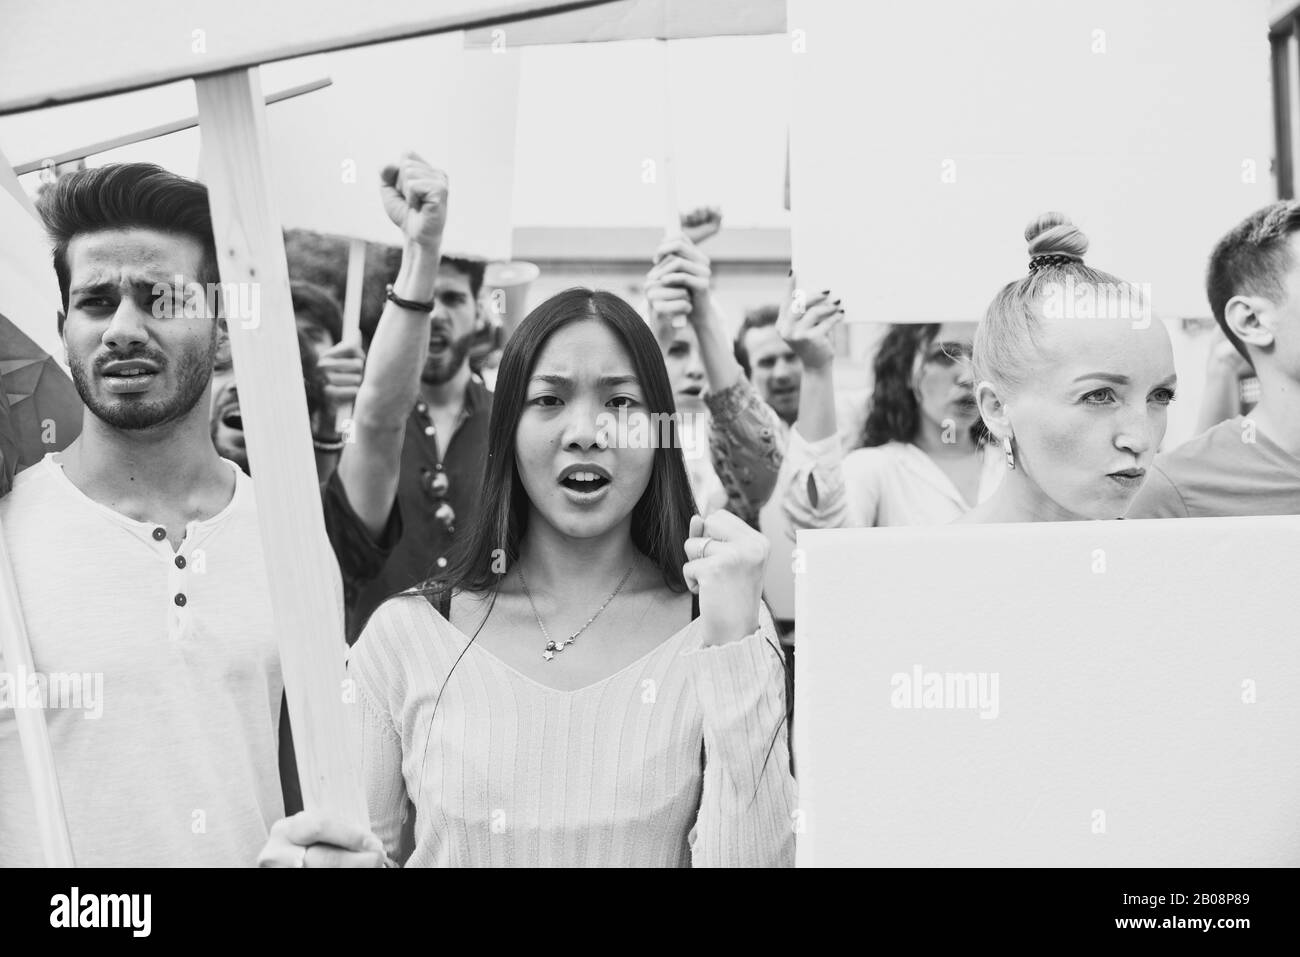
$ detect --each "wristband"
[385,284,434,313]
[313,436,346,453]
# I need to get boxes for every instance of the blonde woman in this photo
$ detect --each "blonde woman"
[782,213,1177,530]
[961,212,1178,522]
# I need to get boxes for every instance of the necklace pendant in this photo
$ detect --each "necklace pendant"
[554,639,566,652]
[542,650,554,661]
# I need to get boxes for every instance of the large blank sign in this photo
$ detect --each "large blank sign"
[793,517,1300,866]
[788,0,1274,322]
[0,0,605,113]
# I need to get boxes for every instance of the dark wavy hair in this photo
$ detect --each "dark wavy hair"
[291,281,343,345]
[418,287,697,614]
[39,163,219,328]
[861,324,984,447]
[409,289,680,807]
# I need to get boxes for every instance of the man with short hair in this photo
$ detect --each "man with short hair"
[1128,202,1300,518]
[0,153,447,865]
[734,304,802,427]
[347,252,494,643]
[0,162,316,866]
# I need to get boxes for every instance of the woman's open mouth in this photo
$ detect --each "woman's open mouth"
[560,471,610,493]
[558,465,612,503]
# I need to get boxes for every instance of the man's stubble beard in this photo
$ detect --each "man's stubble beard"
[420,332,475,386]
[70,334,217,433]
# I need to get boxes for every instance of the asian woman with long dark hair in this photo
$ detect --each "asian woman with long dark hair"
[258,288,794,867]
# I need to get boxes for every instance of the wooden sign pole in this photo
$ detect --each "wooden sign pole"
[660,38,679,235]
[12,79,333,176]
[334,237,367,437]
[1,145,75,866]
[341,238,367,346]
[0,519,75,866]
[194,66,368,829]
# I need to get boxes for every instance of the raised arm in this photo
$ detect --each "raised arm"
[777,277,851,532]
[644,236,787,524]
[336,153,448,537]
[705,376,785,526]
[647,234,745,393]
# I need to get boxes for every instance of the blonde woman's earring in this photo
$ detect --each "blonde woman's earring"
[1002,435,1016,470]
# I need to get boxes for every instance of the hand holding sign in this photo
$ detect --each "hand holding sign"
[776,273,843,372]
[647,234,714,330]
[317,340,365,409]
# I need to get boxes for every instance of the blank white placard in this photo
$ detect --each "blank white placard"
[794,517,1300,866]
[788,0,1275,322]
[0,0,593,113]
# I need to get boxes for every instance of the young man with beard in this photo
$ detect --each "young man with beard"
[208,153,452,633]
[347,254,493,643]
[0,155,446,865]
[0,162,306,866]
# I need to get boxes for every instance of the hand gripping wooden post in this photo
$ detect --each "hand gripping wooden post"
[195,67,368,830]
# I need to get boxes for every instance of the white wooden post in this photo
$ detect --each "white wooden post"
[195,67,368,829]
[0,522,75,866]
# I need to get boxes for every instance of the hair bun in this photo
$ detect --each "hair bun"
[1025,211,1088,261]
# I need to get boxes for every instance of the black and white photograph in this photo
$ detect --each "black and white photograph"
[0,0,1295,937]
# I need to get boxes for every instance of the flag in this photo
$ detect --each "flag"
[0,378,16,496]
[0,154,83,492]
[0,312,82,482]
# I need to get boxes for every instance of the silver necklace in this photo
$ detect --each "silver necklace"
[517,561,636,660]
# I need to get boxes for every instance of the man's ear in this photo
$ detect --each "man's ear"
[1223,294,1275,351]
[975,379,1012,440]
